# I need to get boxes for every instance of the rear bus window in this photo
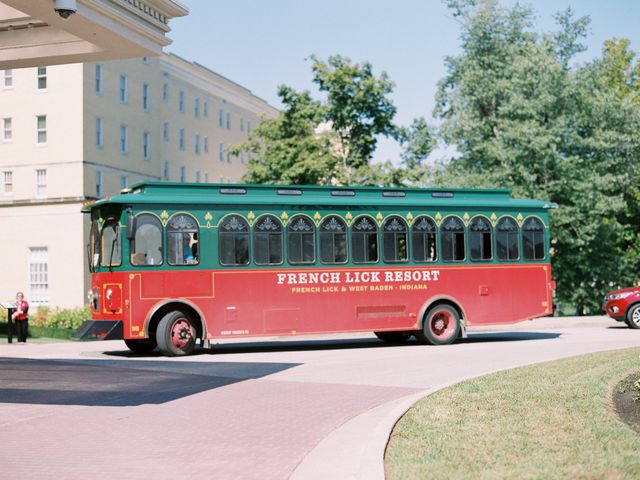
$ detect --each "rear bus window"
[523,217,545,260]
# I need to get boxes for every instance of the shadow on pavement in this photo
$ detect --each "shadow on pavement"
[461,331,561,343]
[0,357,298,407]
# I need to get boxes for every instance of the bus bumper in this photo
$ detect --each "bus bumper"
[72,320,123,341]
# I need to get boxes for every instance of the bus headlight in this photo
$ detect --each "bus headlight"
[106,288,113,300]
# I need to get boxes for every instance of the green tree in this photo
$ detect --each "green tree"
[434,0,640,313]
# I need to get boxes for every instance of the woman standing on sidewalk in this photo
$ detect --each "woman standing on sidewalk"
[11,292,29,343]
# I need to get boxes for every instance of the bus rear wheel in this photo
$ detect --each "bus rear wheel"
[156,310,196,356]
[374,331,412,343]
[124,338,157,354]
[416,304,460,346]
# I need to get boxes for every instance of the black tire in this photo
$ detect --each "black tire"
[625,304,640,329]
[124,338,157,354]
[374,331,412,343]
[156,310,196,356]
[415,304,461,346]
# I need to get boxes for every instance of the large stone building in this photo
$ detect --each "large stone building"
[0,55,278,308]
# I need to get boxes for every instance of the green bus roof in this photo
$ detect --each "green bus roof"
[82,182,557,212]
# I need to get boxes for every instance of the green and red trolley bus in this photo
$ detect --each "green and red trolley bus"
[82,182,556,356]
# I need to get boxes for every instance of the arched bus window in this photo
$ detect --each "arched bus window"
[320,215,347,264]
[382,216,408,263]
[287,215,316,265]
[441,216,465,262]
[101,217,121,267]
[130,214,163,266]
[219,214,250,266]
[167,214,199,265]
[469,216,493,261]
[412,216,437,262]
[496,217,519,260]
[523,217,545,260]
[253,215,283,265]
[352,215,378,264]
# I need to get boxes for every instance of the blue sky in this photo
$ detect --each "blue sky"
[168,0,640,163]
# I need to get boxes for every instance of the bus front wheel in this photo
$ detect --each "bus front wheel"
[416,304,460,346]
[156,310,196,356]
[124,338,157,354]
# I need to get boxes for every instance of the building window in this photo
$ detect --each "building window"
[143,132,150,160]
[143,83,150,112]
[120,125,128,154]
[240,118,244,131]
[179,90,185,112]
[204,101,208,117]
[142,56,149,64]
[96,171,103,198]
[162,83,168,103]
[28,247,49,306]
[120,175,128,190]
[179,166,186,183]
[179,128,185,151]
[219,143,224,161]
[204,172,209,183]
[3,69,13,88]
[247,121,252,133]
[195,170,201,183]
[204,136,209,153]
[37,67,47,90]
[219,109,223,127]
[3,171,13,194]
[2,118,12,141]
[162,122,168,141]
[194,98,200,118]
[119,75,128,103]
[95,64,103,94]
[227,152,232,163]
[96,117,103,148]
[226,112,231,130]
[194,134,200,155]
[36,115,47,144]
[35,169,47,198]
[163,161,169,181]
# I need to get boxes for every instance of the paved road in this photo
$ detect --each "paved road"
[0,316,638,479]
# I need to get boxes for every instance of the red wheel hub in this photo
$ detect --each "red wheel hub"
[430,310,454,338]
[170,318,193,349]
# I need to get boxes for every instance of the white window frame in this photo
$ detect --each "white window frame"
[119,75,128,104]
[3,171,13,194]
[35,168,47,198]
[36,115,47,145]
[3,69,13,89]
[37,67,47,90]
[120,124,128,154]
[28,247,49,306]
[2,117,12,142]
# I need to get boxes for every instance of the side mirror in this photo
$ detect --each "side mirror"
[126,214,137,240]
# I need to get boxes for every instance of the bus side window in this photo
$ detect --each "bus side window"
[441,216,465,262]
[130,214,163,266]
[167,214,200,265]
[320,215,347,264]
[382,216,408,263]
[523,217,545,260]
[469,216,493,261]
[412,216,437,262]
[287,215,316,265]
[254,215,283,265]
[496,217,519,260]
[219,214,250,265]
[352,215,378,264]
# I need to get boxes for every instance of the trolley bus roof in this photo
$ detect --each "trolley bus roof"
[82,182,558,212]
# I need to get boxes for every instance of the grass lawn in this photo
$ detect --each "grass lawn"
[385,348,640,479]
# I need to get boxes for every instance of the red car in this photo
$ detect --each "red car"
[603,286,640,329]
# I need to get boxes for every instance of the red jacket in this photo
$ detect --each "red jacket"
[14,299,28,320]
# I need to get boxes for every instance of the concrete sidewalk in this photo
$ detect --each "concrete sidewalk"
[0,315,638,479]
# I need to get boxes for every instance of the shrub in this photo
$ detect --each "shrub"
[48,305,91,330]
[30,306,52,327]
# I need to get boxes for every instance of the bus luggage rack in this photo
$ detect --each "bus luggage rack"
[73,320,123,341]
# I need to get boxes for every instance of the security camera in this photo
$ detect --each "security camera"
[54,0,77,19]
